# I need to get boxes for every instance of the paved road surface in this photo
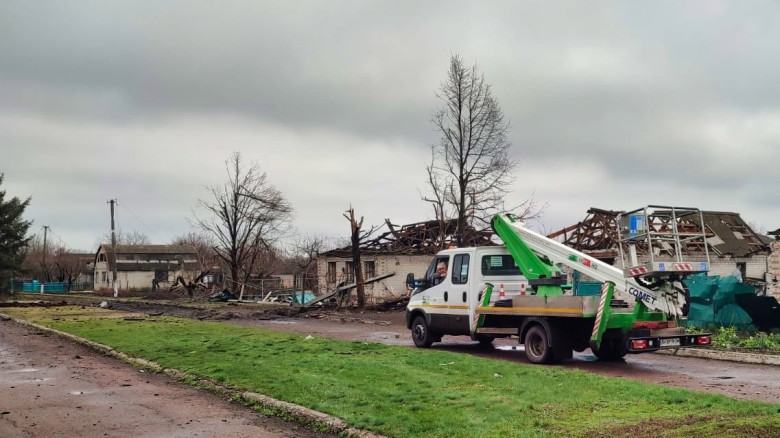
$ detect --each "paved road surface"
[0,319,334,438]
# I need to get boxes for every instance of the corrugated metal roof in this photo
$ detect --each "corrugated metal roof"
[112,245,197,255]
[95,244,199,272]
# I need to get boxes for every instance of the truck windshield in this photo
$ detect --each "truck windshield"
[481,255,523,276]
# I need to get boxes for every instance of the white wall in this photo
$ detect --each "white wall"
[317,254,431,303]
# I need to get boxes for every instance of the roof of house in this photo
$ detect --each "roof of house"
[547,208,769,259]
[321,218,495,258]
[101,244,198,255]
[95,244,199,272]
[55,252,95,275]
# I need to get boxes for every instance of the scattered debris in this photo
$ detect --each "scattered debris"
[208,289,236,302]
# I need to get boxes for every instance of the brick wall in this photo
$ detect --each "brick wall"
[768,241,780,299]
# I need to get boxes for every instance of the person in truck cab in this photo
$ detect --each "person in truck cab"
[431,261,447,285]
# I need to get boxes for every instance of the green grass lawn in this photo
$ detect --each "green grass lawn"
[5,307,779,438]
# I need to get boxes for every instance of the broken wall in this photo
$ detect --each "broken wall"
[316,254,431,302]
[768,241,780,299]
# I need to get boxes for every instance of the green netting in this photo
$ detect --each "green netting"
[716,303,753,328]
[683,274,755,328]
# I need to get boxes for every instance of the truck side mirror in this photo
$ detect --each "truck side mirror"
[405,273,415,289]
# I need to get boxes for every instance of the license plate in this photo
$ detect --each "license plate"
[660,338,680,347]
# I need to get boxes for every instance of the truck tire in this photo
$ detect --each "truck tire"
[476,335,495,347]
[524,325,553,364]
[592,339,628,361]
[411,315,435,348]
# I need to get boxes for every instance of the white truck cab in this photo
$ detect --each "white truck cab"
[406,246,531,346]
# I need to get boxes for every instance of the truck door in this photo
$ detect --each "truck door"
[421,255,451,333]
[448,253,471,335]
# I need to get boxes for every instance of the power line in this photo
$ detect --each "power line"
[46,228,70,250]
[118,201,163,242]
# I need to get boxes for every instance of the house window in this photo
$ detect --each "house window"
[155,270,168,282]
[345,262,355,283]
[98,254,105,262]
[101,271,107,282]
[327,262,336,283]
[364,260,375,279]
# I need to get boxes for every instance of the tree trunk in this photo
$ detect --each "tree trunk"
[351,230,365,308]
[344,208,366,309]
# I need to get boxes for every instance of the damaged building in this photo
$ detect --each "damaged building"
[548,208,776,298]
[317,219,493,304]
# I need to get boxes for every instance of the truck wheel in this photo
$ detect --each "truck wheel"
[411,316,435,348]
[524,325,553,364]
[592,339,628,361]
[476,335,494,348]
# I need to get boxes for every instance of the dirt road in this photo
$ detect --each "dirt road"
[0,319,334,438]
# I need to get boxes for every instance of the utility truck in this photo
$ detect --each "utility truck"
[405,206,712,364]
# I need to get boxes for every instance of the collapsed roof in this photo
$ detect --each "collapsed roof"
[321,218,494,258]
[547,208,769,259]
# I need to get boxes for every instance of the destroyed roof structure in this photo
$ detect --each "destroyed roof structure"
[321,218,494,258]
[547,208,769,260]
[545,208,622,261]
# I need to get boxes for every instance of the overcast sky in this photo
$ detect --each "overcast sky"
[2,1,779,252]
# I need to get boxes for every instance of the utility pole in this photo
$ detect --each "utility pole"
[108,199,118,297]
[42,226,49,283]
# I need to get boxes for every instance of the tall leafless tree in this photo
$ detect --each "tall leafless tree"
[425,55,541,246]
[195,152,292,293]
[343,207,378,309]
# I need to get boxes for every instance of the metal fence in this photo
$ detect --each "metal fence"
[8,280,94,294]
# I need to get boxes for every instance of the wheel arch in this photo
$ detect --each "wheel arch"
[519,317,553,347]
[406,308,429,329]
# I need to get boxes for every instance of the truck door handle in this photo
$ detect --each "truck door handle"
[462,292,467,302]
[444,291,448,302]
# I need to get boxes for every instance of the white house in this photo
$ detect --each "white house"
[93,244,199,291]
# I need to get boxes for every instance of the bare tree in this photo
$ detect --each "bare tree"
[343,207,379,309]
[22,236,90,291]
[171,231,218,276]
[288,234,326,302]
[195,152,292,293]
[421,147,450,251]
[21,234,55,282]
[96,229,150,246]
[425,55,541,245]
[168,231,220,297]
[52,249,90,292]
